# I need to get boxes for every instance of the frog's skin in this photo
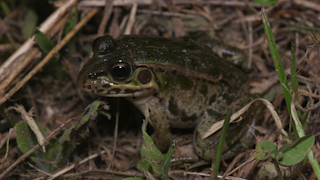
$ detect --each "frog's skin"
[76,35,262,160]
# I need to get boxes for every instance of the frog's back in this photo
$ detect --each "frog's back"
[113,36,247,89]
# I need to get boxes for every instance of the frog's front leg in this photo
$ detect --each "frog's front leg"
[146,98,173,152]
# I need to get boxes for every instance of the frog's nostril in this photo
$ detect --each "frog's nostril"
[89,72,96,78]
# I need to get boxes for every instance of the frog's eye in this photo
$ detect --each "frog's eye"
[92,35,117,55]
[110,62,132,81]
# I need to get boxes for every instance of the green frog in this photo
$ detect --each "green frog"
[76,35,262,161]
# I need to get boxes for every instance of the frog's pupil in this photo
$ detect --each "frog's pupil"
[110,62,132,81]
[113,66,127,78]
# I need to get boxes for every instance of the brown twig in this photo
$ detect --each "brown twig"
[293,0,320,12]
[124,3,138,35]
[6,104,46,152]
[107,98,119,170]
[0,128,14,164]
[0,0,78,83]
[97,0,114,36]
[295,100,320,112]
[0,0,77,97]
[48,150,107,180]
[78,0,266,8]
[0,8,99,105]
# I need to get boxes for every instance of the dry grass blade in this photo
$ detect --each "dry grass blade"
[202,98,289,141]
[6,105,46,152]
[0,0,78,83]
[124,3,138,35]
[78,0,266,7]
[0,117,77,179]
[97,0,114,36]
[0,8,99,105]
[0,128,14,164]
[48,151,107,180]
[293,0,320,12]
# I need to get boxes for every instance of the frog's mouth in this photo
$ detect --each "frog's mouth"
[79,78,159,98]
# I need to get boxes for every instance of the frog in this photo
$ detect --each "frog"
[76,35,262,161]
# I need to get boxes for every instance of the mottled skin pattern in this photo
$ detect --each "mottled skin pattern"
[76,35,262,160]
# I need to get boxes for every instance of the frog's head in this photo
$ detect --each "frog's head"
[76,35,159,97]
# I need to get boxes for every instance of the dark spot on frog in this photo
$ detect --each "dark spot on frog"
[168,96,179,116]
[200,120,206,126]
[206,109,220,117]
[177,75,193,90]
[182,113,198,123]
[125,89,134,93]
[86,85,92,90]
[199,111,207,120]
[102,84,111,88]
[98,89,105,93]
[209,95,217,105]
[199,84,208,96]
[111,88,121,93]
[153,92,158,97]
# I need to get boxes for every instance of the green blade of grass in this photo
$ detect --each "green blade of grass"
[261,7,320,179]
[212,108,232,180]
[0,0,11,15]
[35,28,55,54]
[261,8,298,138]
[163,141,176,177]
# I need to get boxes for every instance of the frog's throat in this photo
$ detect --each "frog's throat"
[126,95,155,114]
